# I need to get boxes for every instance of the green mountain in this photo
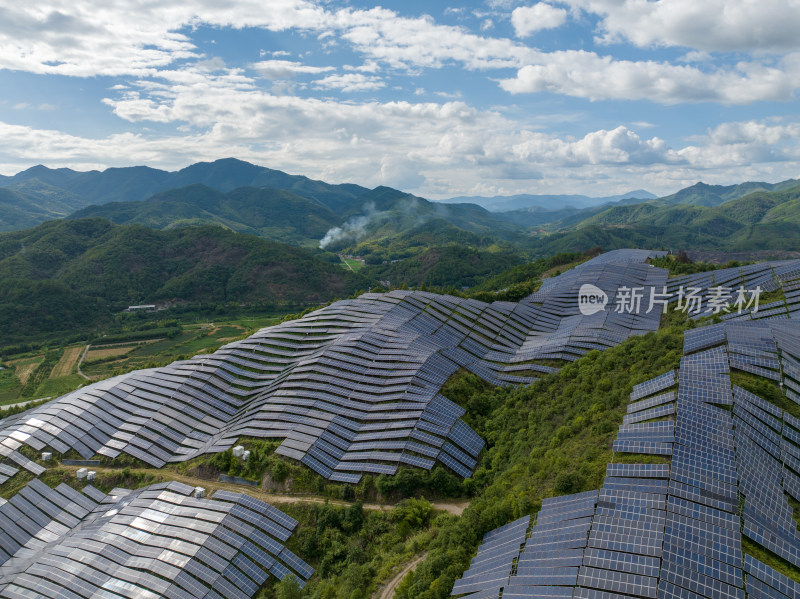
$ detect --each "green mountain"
[0,218,370,341]
[0,158,369,232]
[69,184,340,247]
[659,179,800,207]
[529,185,800,255]
[362,245,524,289]
[71,183,524,254]
[440,189,657,211]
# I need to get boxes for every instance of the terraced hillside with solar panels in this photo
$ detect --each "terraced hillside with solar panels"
[445,263,800,599]
[5,248,800,598]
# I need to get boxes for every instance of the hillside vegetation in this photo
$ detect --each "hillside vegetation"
[528,185,800,256]
[0,218,370,342]
[73,183,525,255]
[70,184,341,247]
[361,245,524,289]
[0,158,368,229]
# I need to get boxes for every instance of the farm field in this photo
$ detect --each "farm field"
[0,313,285,405]
[49,345,84,379]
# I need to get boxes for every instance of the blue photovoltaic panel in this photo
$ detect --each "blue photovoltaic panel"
[0,252,675,487]
[454,297,800,599]
[0,482,313,597]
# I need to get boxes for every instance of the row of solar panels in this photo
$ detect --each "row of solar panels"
[0,250,678,485]
[0,480,312,599]
[452,318,800,599]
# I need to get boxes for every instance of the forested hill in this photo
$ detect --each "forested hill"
[69,183,523,252]
[0,218,371,341]
[68,184,341,247]
[527,184,800,256]
[0,158,369,232]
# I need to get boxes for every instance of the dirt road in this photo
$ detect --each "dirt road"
[374,553,427,599]
[58,465,469,515]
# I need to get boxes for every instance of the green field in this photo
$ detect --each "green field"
[340,256,365,272]
[0,313,285,405]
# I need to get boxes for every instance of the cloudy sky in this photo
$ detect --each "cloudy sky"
[1,0,799,199]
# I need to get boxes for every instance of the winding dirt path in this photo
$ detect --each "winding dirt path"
[57,465,470,515]
[374,553,427,599]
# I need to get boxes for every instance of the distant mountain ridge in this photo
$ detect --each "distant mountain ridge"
[440,190,657,212]
[527,184,800,256]
[70,182,522,251]
[0,158,369,232]
[659,179,800,207]
[3,158,800,261]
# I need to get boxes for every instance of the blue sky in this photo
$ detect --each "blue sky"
[1,0,799,199]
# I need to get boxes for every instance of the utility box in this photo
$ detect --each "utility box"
[194,486,206,499]
[41,452,52,462]
[76,468,88,480]
[86,471,97,482]
[242,450,250,462]
[232,445,244,458]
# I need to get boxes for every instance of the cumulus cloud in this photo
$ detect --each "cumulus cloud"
[251,60,335,79]
[507,126,682,166]
[3,1,800,199]
[313,73,385,92]
[3,0,800,108]
[2,111,800,198]
[511,3,568,37]
[678,120,800,167]
[0,1,535,76]
[561,0,800,52]
[499,50,799,104]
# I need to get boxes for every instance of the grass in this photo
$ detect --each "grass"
[0,314,284,401]
[538,255,591,279]
[49,345,84,378]
[11,356,44,386]
[0,368,21,403]
[36,374,86,399]
[340,257,365,272]
[85,345,137,360]
[743,536,800,583]
[730,371,800,420]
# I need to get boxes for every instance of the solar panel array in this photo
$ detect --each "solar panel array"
[664,259,800,321]
[0,480,312,598]
[0,250,671,484]
[453,314,800,599]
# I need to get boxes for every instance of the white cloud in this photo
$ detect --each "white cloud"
[506,126,681,166]
[499,51,799,104]
[678,120,800,167]
[678,51,712,64]
[2,108,800,198]
[0,1,328,76]
[0,2,536,77]
[561,0,800,52]
[334,7,535,70]
[343,61,381,73]
[25,62,799,190]
[251,59,334,79]
[313,73,385,92]
[511,3,568,37]
[3,1,799,108]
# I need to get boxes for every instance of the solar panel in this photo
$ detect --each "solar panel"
[0,481,313,596]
